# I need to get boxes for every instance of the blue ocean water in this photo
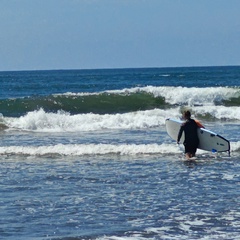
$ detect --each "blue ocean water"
[0,66,240,239]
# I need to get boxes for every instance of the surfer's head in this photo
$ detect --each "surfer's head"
[183,110,191,120]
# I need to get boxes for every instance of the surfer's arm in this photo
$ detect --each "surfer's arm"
[177,126,184,143]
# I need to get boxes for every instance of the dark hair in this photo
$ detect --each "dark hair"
[183,110,191,119]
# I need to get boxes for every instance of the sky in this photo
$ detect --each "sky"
[0,0,240,71]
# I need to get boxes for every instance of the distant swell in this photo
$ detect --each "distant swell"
[0,86,239,117]
[0,92,166,117]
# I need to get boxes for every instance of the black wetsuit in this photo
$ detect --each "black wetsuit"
[177,119,199,154]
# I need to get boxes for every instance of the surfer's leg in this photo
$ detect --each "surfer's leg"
[191,146,197,157]
[186,145,197,159]
[185,145,193,159]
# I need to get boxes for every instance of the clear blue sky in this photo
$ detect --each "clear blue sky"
[0,0,240,71]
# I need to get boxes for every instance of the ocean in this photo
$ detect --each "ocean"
[0,66,240,240]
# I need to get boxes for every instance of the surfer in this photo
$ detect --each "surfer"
[177,110,203,159]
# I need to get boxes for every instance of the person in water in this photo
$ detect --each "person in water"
[177,110,204,159]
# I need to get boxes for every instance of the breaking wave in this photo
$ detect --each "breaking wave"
[0,86,239,117]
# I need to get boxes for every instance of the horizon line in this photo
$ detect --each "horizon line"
[0,64,239,73]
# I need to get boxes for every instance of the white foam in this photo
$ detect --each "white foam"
[5,108,181,132]
[154,86,239,106]
[194,105,240,120]
[185,219,205,226]
[4,104,240,134]
[61,86,240,106]
[222,174,235,180]
[229,141,240,152]
[0,143,180,156]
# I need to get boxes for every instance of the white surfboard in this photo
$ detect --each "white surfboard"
[165,118,230,153]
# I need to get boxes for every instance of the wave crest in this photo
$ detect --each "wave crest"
[0,86,239,117]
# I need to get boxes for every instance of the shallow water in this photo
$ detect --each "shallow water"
[0,154,240,240]
[0,67,240,239]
